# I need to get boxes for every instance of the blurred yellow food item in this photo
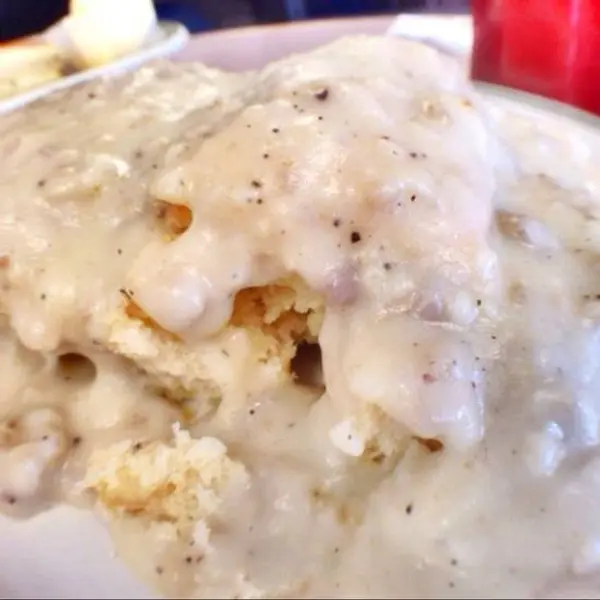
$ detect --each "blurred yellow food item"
[0,44,63,100]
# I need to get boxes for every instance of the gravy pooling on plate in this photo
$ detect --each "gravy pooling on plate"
[1,36,600,599]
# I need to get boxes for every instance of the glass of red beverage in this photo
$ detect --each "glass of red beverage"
[472,0,600,115]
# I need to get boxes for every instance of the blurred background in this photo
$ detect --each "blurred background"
[0,0,469,42]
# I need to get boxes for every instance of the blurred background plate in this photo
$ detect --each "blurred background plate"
[0,21,189,115]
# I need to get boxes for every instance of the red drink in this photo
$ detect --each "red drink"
[472,0,600,115]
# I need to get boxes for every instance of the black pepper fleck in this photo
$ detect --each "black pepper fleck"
[132,442,143,453]
[272,128,280,134]
[185,556,193,564]
[251,180,262,188]
[318,115,324,121]
[88,92,97,99]
[156,566,163,575]
[410,194,416,202]
[383,262,392,271]
[4,494,17,505]
[40,293,47,300]
[37,179,46,188]
[381,135,390,140]
[451,559,458,566]
[409,152,418,159]
[333,218,341,227]
[256,198,264,205]
[249,408,255,416]
[117,249,123,255]
[476,299,482,306]
[315,88,329,101]
[263,153,270,159]
[350,231,362,244]
[134,150,143,159]
[72,436,82,446]
[406,503,413,515]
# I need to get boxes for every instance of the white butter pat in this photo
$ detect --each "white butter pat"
[64,0,157,68]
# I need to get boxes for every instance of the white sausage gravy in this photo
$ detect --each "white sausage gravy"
[1,36,600,599]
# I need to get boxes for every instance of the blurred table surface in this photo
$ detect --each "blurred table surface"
[157,0,468,32]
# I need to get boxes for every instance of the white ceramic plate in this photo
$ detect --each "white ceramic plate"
[0,507,155,599]
[0,21,189,116]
